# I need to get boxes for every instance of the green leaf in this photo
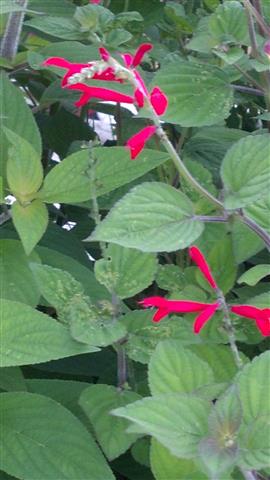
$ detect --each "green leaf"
[148,340,214,395]
[68,295,127,347]
[221,135,270,208]
[0,299,99,367]
[30,263,84,311]
[24,16,84,40]
[121,310,200,365]
[11,200,48,255]
[89,182,204,252]
[0,72,41,184]
[131,438,150,467]
[0,392,115,480]
[39,148,169,203]
[38,150,91,204]
[28,0,76,17]
[236,351,270,424]
[244,193,270,234]
[94,244,157,299]
[151,439,207,480]
[112,394,211,458]
[5,129,43,201]
[0,239,40,306]
[231,220,264,264]
[79,385,142,460]
[189,345,246,383]
[156,264,186,291]
[0,368,26,392]
[199,387,242,478]
[152,61,233,127]
[238,416,270,470]
[209,1,249,45]
[238,265,270,286]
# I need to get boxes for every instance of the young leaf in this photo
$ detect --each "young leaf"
[0,392,115,480]
[6,129,43,202]
[94,244,157,298]
[152,61,233,127]
[89,182,204,252]
[79,384,142,460]
[1,299,99,367]
[209,1,249,45]
[148,340,214,395]
[112,394,211,458]
[0,72,41,183]
[221,135,270,208]
[11,200,48,255]
[237,264,270,286]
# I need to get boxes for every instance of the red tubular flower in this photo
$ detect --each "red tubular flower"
[67,83,135,107]
[263,40,270,58]
[89,0,102,3]
[150,86,168,116]
[132,43,153,67]
[231,305,270,336]
[189,245,218,289]
[139,296,219,331]
[126,125,156,159]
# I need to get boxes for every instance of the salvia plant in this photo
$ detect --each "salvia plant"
[0,0,270,479]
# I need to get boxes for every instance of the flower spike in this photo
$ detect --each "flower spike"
[189,245,217,289]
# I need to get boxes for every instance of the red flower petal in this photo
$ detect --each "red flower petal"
[134,70,148,96]
[193,303,219,334]
[43,57,93,86]
[132,43,153,67]
[150,86,168,116]
[99,47,110,61]
[153,308,170,323]
[134,88,145,108]
[67,83,135,107]
[231,305,270,336]
[42,57,72,69]
[140,296,215,313]
[189,245,217,289]
[122,53,133,68]
[89,0,102,3]
[126,125,156,159]
[263,40,270,58]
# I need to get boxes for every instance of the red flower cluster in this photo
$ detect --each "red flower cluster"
[140,246,270,336]
[43,43,168,159]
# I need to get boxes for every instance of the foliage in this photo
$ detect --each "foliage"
[0,0,270,479]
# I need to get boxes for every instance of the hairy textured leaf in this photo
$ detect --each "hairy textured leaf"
[153,61,233,126]
[0,392,114,480]
[1,299,99,367]
[221,135,270,208]
[238,416,270,470]
[90,182,204,252]
[79,385,141,460]
[12,200,48,255]
[95,244,157,298]
[148,341,214,395]
[113,394,211,458]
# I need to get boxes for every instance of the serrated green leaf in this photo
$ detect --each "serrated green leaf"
[0,72,41,184]
[231,220,264,264]
[0,239,40,306]
[152,61,233,127]
[24,16,84,40]
[151,439,207,480]
[113,394,211,458]
[90,182,204,252]
[236,351,270,424]
[28,0,75,17]
[68,295,126,347]
[31,263,84,311]
[79,384,141,460]
[244,193,270,234]
[238,265,270,286]
[156,264,186,291]
[94,244,157,298]
[209,1,249,45]
[11,200,48,255]
[238,415,270,470]
[0,392,114,480]
[0,367,26,392]
[0,299,99,367]
[148,340,214,395]
[221,135,270,208]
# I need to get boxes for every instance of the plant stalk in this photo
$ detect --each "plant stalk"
[0,0,28,60]
[217,289,243,369]
[240,214,270,251]
[240,468,258,480]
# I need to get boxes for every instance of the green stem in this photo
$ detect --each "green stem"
[242,0,270,36]
[217,289,243,369]
[0,0,28,60]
